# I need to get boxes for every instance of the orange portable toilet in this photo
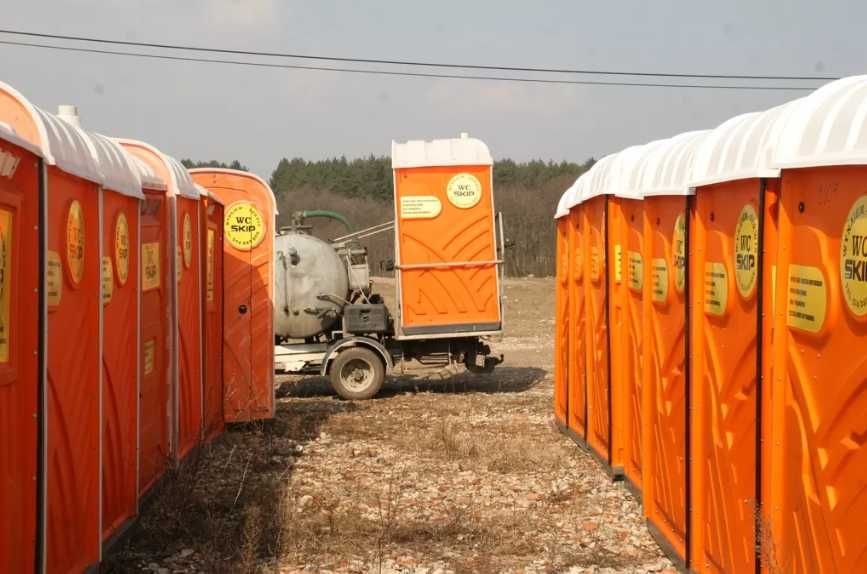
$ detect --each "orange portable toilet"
[687,102,797,574]
[189,169,276,422]
[580,154,618,470]
[391,134,503,339]
[117,140,203,460]
[634,130,708,568]
[79,129,144,545]
[767,76,867,573]
[564,177,589,440]
[197,186,225,439]
[607,143,667,495]
[554,189,572,427]
[0,120,43,573]
[118,146,172,496]
[581,147,651,478]
[0,83,103,573]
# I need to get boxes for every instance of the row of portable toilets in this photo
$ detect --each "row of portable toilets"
[554,74,867,574]
[0,81,278,573]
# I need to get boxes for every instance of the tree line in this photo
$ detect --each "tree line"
[184,156,595,277]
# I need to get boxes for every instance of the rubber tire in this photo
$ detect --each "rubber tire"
[329,347,386,400]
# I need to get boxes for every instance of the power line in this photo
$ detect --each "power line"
[0,39,816,91]
[0,28,838,82]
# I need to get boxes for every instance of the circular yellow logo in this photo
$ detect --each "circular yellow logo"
[114,212,129,286]
[66,200,85,286]
[182,212,193,269]
[224,201,266,251]
[673,214,686,293]
[446,173,483,209]
[841,195,867,317]
[734,203,759,299]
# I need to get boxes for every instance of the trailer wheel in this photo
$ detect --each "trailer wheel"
[329,347,385,400]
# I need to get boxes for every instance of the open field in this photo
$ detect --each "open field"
[105,278,671,574]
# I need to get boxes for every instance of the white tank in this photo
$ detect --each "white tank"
[274,232,349,339]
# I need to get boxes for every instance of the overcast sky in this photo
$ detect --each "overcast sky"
[3,1,865,178]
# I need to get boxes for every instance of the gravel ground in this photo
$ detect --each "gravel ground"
[105,277,672,574]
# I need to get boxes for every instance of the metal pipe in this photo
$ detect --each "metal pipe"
[299,209,353,232]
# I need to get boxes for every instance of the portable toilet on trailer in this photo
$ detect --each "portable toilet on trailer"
[116,140,203,460]
[80,128,145,546]
[581,153,619,470]
[121,148,171,496]
[634,130,707,568]
[553,186,572,427]
[565,176,589,440]
[0,83,104,574]
[687,101,797,574]
[0,118,43,574]
[391,134,502,338]
[189,169,276,422]
[768,76,867,573]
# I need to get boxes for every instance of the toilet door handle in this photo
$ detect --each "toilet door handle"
[238,304,248,315]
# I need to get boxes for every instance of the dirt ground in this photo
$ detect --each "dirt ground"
[105,277,672,574]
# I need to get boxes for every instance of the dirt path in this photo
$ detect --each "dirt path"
[106,278,671,574]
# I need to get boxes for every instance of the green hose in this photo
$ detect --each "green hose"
[298,209,353,232]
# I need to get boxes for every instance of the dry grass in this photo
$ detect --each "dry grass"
[105,279,666,573]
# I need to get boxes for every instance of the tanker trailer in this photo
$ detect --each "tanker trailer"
[274,208,504,400]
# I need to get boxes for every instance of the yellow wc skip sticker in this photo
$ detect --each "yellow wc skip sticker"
[0,209,11,362]
[400,196,442,219]
[141,242,161,292]
[735,203,759,299]
[628,250,643,292]
[224,201,265,251]
[673,214,686,294]
[446,173,482,209]
[101,256,113,305]
[65,199,85,286]
[787,264,827,333]
[704,262,728,316]
[182,212,193,269]
[47,250,62,307]
[652,258,669,303]
[114,212,129,286]
[841,195,867,317]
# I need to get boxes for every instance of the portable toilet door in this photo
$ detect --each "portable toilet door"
[566,178,588,440]
[116,140,203,460]
[81,131,144,545]
[554,190,571,426]
[581,154,617,469]
[391,135,502,338]
[119,146,171,496]
[636,131,707,568]
[189,169,276,422]
[200,189,224,440]
[687,103,794,574]
[768,76,867,573]
[0,83,104,574]
[0,123,43,574]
